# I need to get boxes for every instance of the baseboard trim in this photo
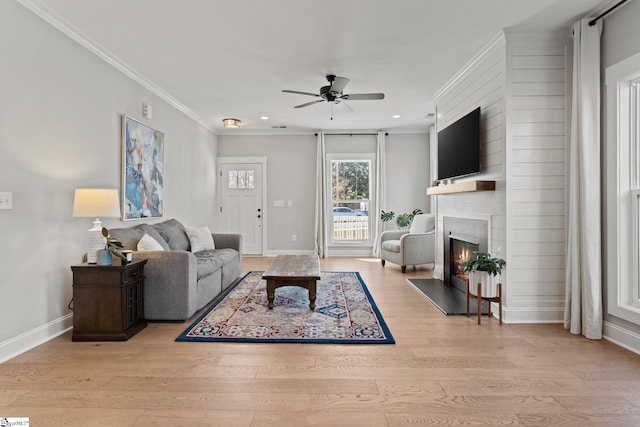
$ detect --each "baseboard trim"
[263,250,316,257]
[603,321,640,355]
[0,314,73,363]
[502,307,564,324]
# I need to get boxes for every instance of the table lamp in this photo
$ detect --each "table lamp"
[72,188,121,263]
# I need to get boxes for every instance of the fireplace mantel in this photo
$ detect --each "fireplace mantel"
[426,180,496,195]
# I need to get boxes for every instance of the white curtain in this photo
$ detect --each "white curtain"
[371,131,387,256]
[565,18,603,339]
[314,133,328,258]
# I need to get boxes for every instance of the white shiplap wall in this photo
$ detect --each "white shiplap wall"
[432,31,570,323]
[505,31,570,322]
[432,34,507,282]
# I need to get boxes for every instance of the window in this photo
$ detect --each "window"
[228,170,255,189]
[328,156,373,243]
[606,52,640,324]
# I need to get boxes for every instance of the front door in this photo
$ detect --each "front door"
[219,161,264,255]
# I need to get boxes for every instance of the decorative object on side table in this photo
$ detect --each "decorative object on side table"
[72,188,121,263]
[380,208,423,230]
[96,227,129,266]
[462,252,506,324]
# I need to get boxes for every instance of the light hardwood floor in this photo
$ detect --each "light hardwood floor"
[2,257,640,426]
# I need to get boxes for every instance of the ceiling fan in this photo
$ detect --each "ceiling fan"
[282,75,385,109]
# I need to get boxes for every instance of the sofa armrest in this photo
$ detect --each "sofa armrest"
[399,231,436,264]
[212,233,243,253]
[132,250,198,320]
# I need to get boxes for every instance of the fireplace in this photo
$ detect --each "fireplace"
[443,217,488,293]
[448,236,479,292]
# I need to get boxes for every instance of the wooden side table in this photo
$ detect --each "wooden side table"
[466,280,502,325]
[71,259,147,341]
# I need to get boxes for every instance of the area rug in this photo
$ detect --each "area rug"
[176,271,395,344]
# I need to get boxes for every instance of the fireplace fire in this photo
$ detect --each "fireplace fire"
[449,237,479,292]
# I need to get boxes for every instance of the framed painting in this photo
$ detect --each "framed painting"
[121,115,165,220]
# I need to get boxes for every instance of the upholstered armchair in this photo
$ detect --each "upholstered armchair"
[379,213,436,273]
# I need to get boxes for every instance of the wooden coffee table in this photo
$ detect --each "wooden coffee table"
[262,255,321,310]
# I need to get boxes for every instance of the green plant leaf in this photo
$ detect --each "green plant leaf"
[381,210,395,222]
[462,252,506,276]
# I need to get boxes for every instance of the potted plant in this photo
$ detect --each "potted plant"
[381,208,423,230]
[462,252,506,298]
[96,227,129,266]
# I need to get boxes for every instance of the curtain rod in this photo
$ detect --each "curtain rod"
[589,0,629,26]
[314,132,388,136]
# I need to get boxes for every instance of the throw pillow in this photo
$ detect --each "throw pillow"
[136,223,171,250]
[185,225,215,253]
[137,233,165,251]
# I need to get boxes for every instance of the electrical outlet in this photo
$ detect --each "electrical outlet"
[292,234,297,241]
[0,192,12,210]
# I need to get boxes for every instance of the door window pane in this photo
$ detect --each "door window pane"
[228,170,255,189]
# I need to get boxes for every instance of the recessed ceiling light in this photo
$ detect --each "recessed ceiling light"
[392,115,401,119]
[260,116,269,120]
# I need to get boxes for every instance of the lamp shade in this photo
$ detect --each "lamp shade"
[72,188,120,218]
[72,188,120,263]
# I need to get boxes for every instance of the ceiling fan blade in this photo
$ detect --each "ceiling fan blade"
[294,99,325,108]
[282,89,320,97]
[329,76,349,94]
[339,100,354,112]
[342,93,385,100]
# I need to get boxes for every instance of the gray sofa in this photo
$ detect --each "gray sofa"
[109,218,242,321]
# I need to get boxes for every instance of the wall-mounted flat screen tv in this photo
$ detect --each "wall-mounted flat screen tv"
[437,106,481,180]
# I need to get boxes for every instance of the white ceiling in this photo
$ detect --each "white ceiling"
[24,0,606,134]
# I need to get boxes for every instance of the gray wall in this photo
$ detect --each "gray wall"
[217,134,317,252]
[385,133,431,219]
[218,132,430,252]
[601,0,640,335]
[0,1,218,353]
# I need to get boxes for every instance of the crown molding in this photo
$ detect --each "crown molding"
[433,31,506,103]
[16,0,216,133]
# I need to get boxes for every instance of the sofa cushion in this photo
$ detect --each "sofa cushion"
[136,223,170,250]
[137,233,165,251]
[152,219,190,251]
[410,214,435,234]
[382,240,401,253]
[109,226,145,251]
[194,248,238,281]
[185,225,215,252]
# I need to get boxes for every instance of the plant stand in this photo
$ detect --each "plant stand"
[466,280,502,325]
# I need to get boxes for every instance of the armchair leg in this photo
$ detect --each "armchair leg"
[381,260,386,267]
[401,266,406,273]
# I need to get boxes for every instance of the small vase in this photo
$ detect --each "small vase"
[96,249,112,266]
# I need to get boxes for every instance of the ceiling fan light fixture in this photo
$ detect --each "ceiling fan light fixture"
[223,118,241,128]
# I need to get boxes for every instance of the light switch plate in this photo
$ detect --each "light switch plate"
[0,192,13,210]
